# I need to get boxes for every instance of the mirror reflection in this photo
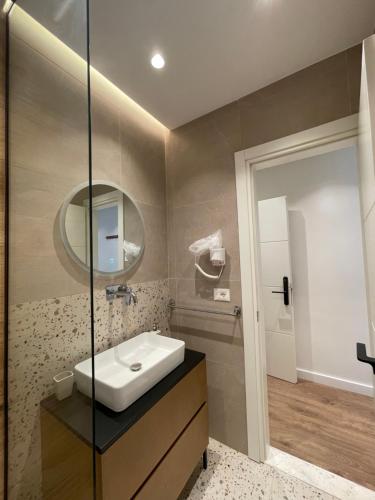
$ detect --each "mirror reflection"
[61,183,144,275]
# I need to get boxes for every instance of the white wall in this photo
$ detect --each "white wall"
[358,36,375,396]
[255,146,373,395]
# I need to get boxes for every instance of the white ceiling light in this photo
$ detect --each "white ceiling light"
[150,53,165,69]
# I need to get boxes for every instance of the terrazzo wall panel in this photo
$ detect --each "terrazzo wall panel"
[8,8,168,498]
[8,280,170,499]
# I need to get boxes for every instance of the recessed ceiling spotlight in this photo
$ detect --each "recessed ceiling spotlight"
[150,53,165,70]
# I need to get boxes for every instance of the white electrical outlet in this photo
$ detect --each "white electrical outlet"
[214,288,230,302]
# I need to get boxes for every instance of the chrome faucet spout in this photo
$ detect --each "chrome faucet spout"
[105,284,137,305]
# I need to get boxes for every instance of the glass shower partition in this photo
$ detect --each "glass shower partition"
[7,0,96,498]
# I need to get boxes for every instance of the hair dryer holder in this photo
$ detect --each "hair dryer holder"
[194,247,225,280]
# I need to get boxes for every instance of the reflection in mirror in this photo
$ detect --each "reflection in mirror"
[61,182,144,275]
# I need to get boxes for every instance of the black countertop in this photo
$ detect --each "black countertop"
[41,348,205,454]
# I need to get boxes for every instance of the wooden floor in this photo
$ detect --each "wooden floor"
[268,376,375,491]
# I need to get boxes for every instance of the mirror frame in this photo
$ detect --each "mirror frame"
[59,180,145,278]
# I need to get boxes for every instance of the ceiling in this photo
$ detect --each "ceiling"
[89,0,375,128]
[18,0,375,129]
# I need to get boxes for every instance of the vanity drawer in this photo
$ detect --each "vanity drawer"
[98,359,207,500]
[135,403,208,500]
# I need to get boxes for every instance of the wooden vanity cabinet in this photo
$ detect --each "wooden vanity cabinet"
[41,351,208,500]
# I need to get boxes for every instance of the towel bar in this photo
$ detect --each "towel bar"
[168,299,241,318]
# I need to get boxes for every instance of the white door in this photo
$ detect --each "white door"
[357,35,375,388]
[258,196,297,383]
[86,191,124,272]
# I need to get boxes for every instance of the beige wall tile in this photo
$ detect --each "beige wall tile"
[176,277,242,321]
[170,277,245,454]
[120,114,166,208]
[174,320,244,369]
[166,45,361,457]
[8,168,90,303]
[10,165,75,219]
[11,214,57,259]
[9,34,168,303]
[346,44,362,115]
[9,38,89,182]
[171,278,243,363]
[239,51,351,149]
[92,98,122,185]
[127,203,168,283]
[9,255,89,304]
[206,359,247,454]
[166,202,177,279]
[8,37,91,304]
[166,108,239,208]
[10,109,89,185]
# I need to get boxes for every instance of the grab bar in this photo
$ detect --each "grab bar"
[168,299,241,318]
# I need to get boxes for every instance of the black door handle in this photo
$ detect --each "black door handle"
[357,342,375,374]
[272,276,289,306]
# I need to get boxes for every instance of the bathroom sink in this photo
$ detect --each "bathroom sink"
[74,331,185,412]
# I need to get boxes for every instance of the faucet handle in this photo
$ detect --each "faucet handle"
[106,285,119,302]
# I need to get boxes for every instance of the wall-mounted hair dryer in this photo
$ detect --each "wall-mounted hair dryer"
[188,229,225,280]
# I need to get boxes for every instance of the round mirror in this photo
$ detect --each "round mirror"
[60,181,145,276]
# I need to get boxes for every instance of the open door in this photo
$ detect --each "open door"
[258,196,297,383]
[357,35,375,387]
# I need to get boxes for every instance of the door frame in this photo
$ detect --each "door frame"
[85,190,124,270]
[234,114,359,462]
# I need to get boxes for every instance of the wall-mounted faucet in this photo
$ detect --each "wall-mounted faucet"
[105,284,138,305]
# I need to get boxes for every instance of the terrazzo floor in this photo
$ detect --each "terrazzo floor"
[181,438,368,500]
[266,447,375,500]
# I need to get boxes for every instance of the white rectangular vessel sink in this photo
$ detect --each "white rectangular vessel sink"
[74,331,185,412]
